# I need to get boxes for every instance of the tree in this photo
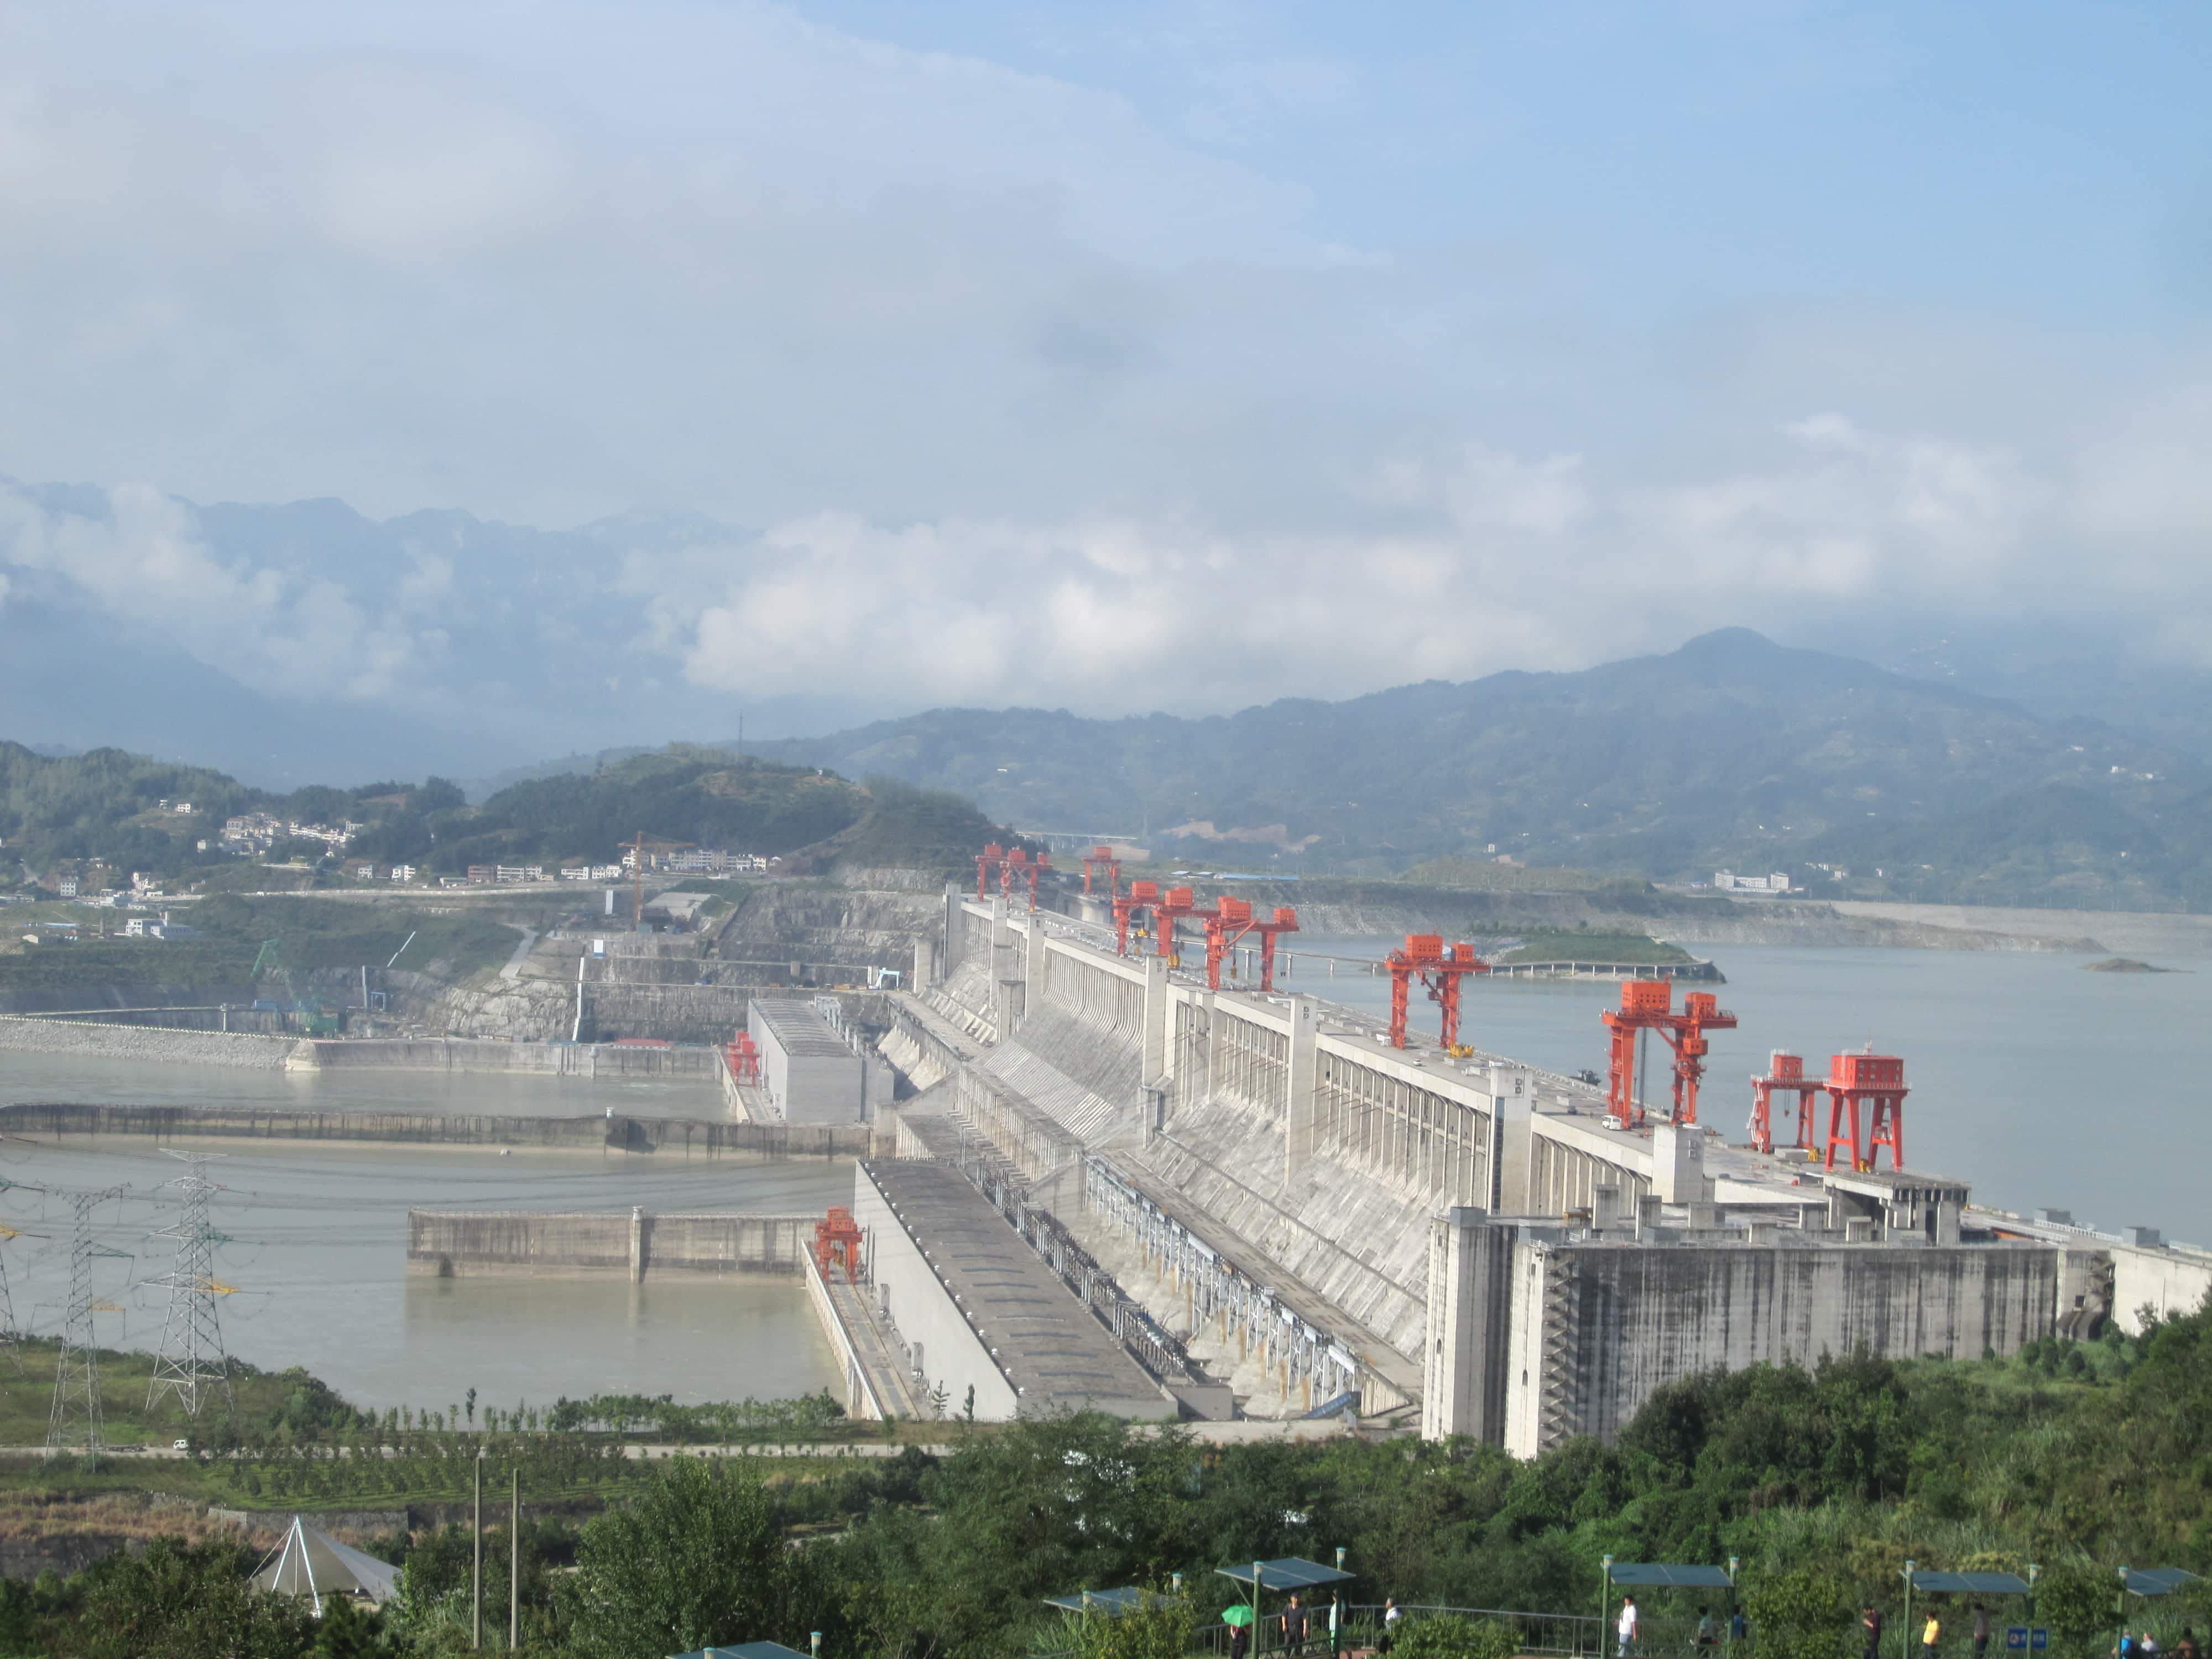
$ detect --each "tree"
[71,1536,320,1659]
[560,1455,815,1659]
[1068,1590,1197,1659]
[1743,1567,1855,1659]
[1394,1616,1519,1659]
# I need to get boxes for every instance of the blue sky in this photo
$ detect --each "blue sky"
[1,1,2209,722]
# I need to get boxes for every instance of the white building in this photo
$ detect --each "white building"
[1714,870,1792,894]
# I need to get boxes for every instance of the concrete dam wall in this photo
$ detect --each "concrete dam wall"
[0,1101,877,1158]
[409,1208,815,1277]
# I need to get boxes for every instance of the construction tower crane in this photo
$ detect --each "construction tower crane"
[1385,934,1489,1052]
[1201,897,1301,993]
[1749,1051,1824,1154]
[627,831,696,934]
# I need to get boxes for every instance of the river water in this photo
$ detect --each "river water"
[0,1131,850,1416]
[1284,937,2212,1244]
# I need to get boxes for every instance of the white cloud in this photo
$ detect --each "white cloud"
[0,481,421,700]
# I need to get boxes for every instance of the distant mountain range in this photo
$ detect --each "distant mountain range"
[752,629,2212,910]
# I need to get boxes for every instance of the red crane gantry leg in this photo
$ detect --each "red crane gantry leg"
[1749,1050,1823,1154]
[1113,880,1160,958]
[1823,1049,1908,1172]
[1152,885,1197,965]
[1602,979,1673,1126]
[975,842,1004,904]
[1662,990,1738,1126]
[1000,848,1050,911]
[1384,935,1490,1051]
[1082,845,1121,900]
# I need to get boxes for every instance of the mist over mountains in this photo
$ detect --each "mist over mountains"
[0,480,890,786]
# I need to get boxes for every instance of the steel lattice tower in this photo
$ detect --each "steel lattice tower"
[0,1224,22,1370]
[145,1152,236,1417]
[46,1187,131,1460]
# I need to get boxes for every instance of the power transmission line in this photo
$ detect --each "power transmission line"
[46,1185,132,1461]
[145,1151,238,1417]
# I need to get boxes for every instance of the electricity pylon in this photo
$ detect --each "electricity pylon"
[145,1151,237,1416]
[0,1224,24,1371]
[46,1186,132,1460]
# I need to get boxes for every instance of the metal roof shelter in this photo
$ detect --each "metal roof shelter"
[1911,1573,2032,1595]
[667,1645,812,1659]
[2122,1569,2200,1597]
[1044,1588,1149,1616]
[1607,1566,1735,1589]
[1216,1559,1357,1595]
[252,1516,401,1613]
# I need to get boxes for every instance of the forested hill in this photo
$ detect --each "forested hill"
[0,743,1006,886]
[754,629,2212,911]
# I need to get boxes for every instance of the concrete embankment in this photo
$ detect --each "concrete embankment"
[0,1101,878,1157]
[0,1016,725,1077]
[0,1015,310,1071]
[307,1037,722,1077]
[408,1207,813,1277]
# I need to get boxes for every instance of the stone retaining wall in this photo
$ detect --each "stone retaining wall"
[0,1015,310,1070]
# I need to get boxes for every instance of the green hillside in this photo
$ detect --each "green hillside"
[0,742,1011,891]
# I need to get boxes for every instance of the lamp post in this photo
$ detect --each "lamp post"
[1726,1558,1741,1659]
[1902,1561,1916,1659]
[2027,1564,2039,1625]
[1602,1556,1615,1659]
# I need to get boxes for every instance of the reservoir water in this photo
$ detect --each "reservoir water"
[1287,937,2212,1244]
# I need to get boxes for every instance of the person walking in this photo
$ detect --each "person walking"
[1618,1595,1639,1658]
[1697,1608,1717,1652]
[1229,1615,1250,1659]
[1285,1593,1310,1657]
[1329,1591,1343,1659]
[1923,1610,1943,1659]
[1973,1605,1991,1659]
[1864,1604,1886,1659]
[1380,1598,1402,1657]
[2173,1629,2201,1659]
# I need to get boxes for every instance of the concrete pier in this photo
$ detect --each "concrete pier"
[407,1208,813,1277]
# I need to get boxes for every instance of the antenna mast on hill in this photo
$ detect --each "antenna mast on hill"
[46,1185,132,1460]
[145,1151,237,1416]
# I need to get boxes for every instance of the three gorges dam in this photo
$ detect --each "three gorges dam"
[413,852,2212,1447]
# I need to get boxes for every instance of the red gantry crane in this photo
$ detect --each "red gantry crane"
[1003,847,1051,910]
[812,1207,866,1281]
[1823,1048,1908,1172]
[1082,844,1121,900]
[1202,896,1301,993]
[726,1029,762,1088]
[1385,933,1490,1053]
[1113,879,1160,957]
[1749,1050,1823,1154]
[1151,885,1199,966]
[975,842,1004,904]
[1600,979,1738,1128]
